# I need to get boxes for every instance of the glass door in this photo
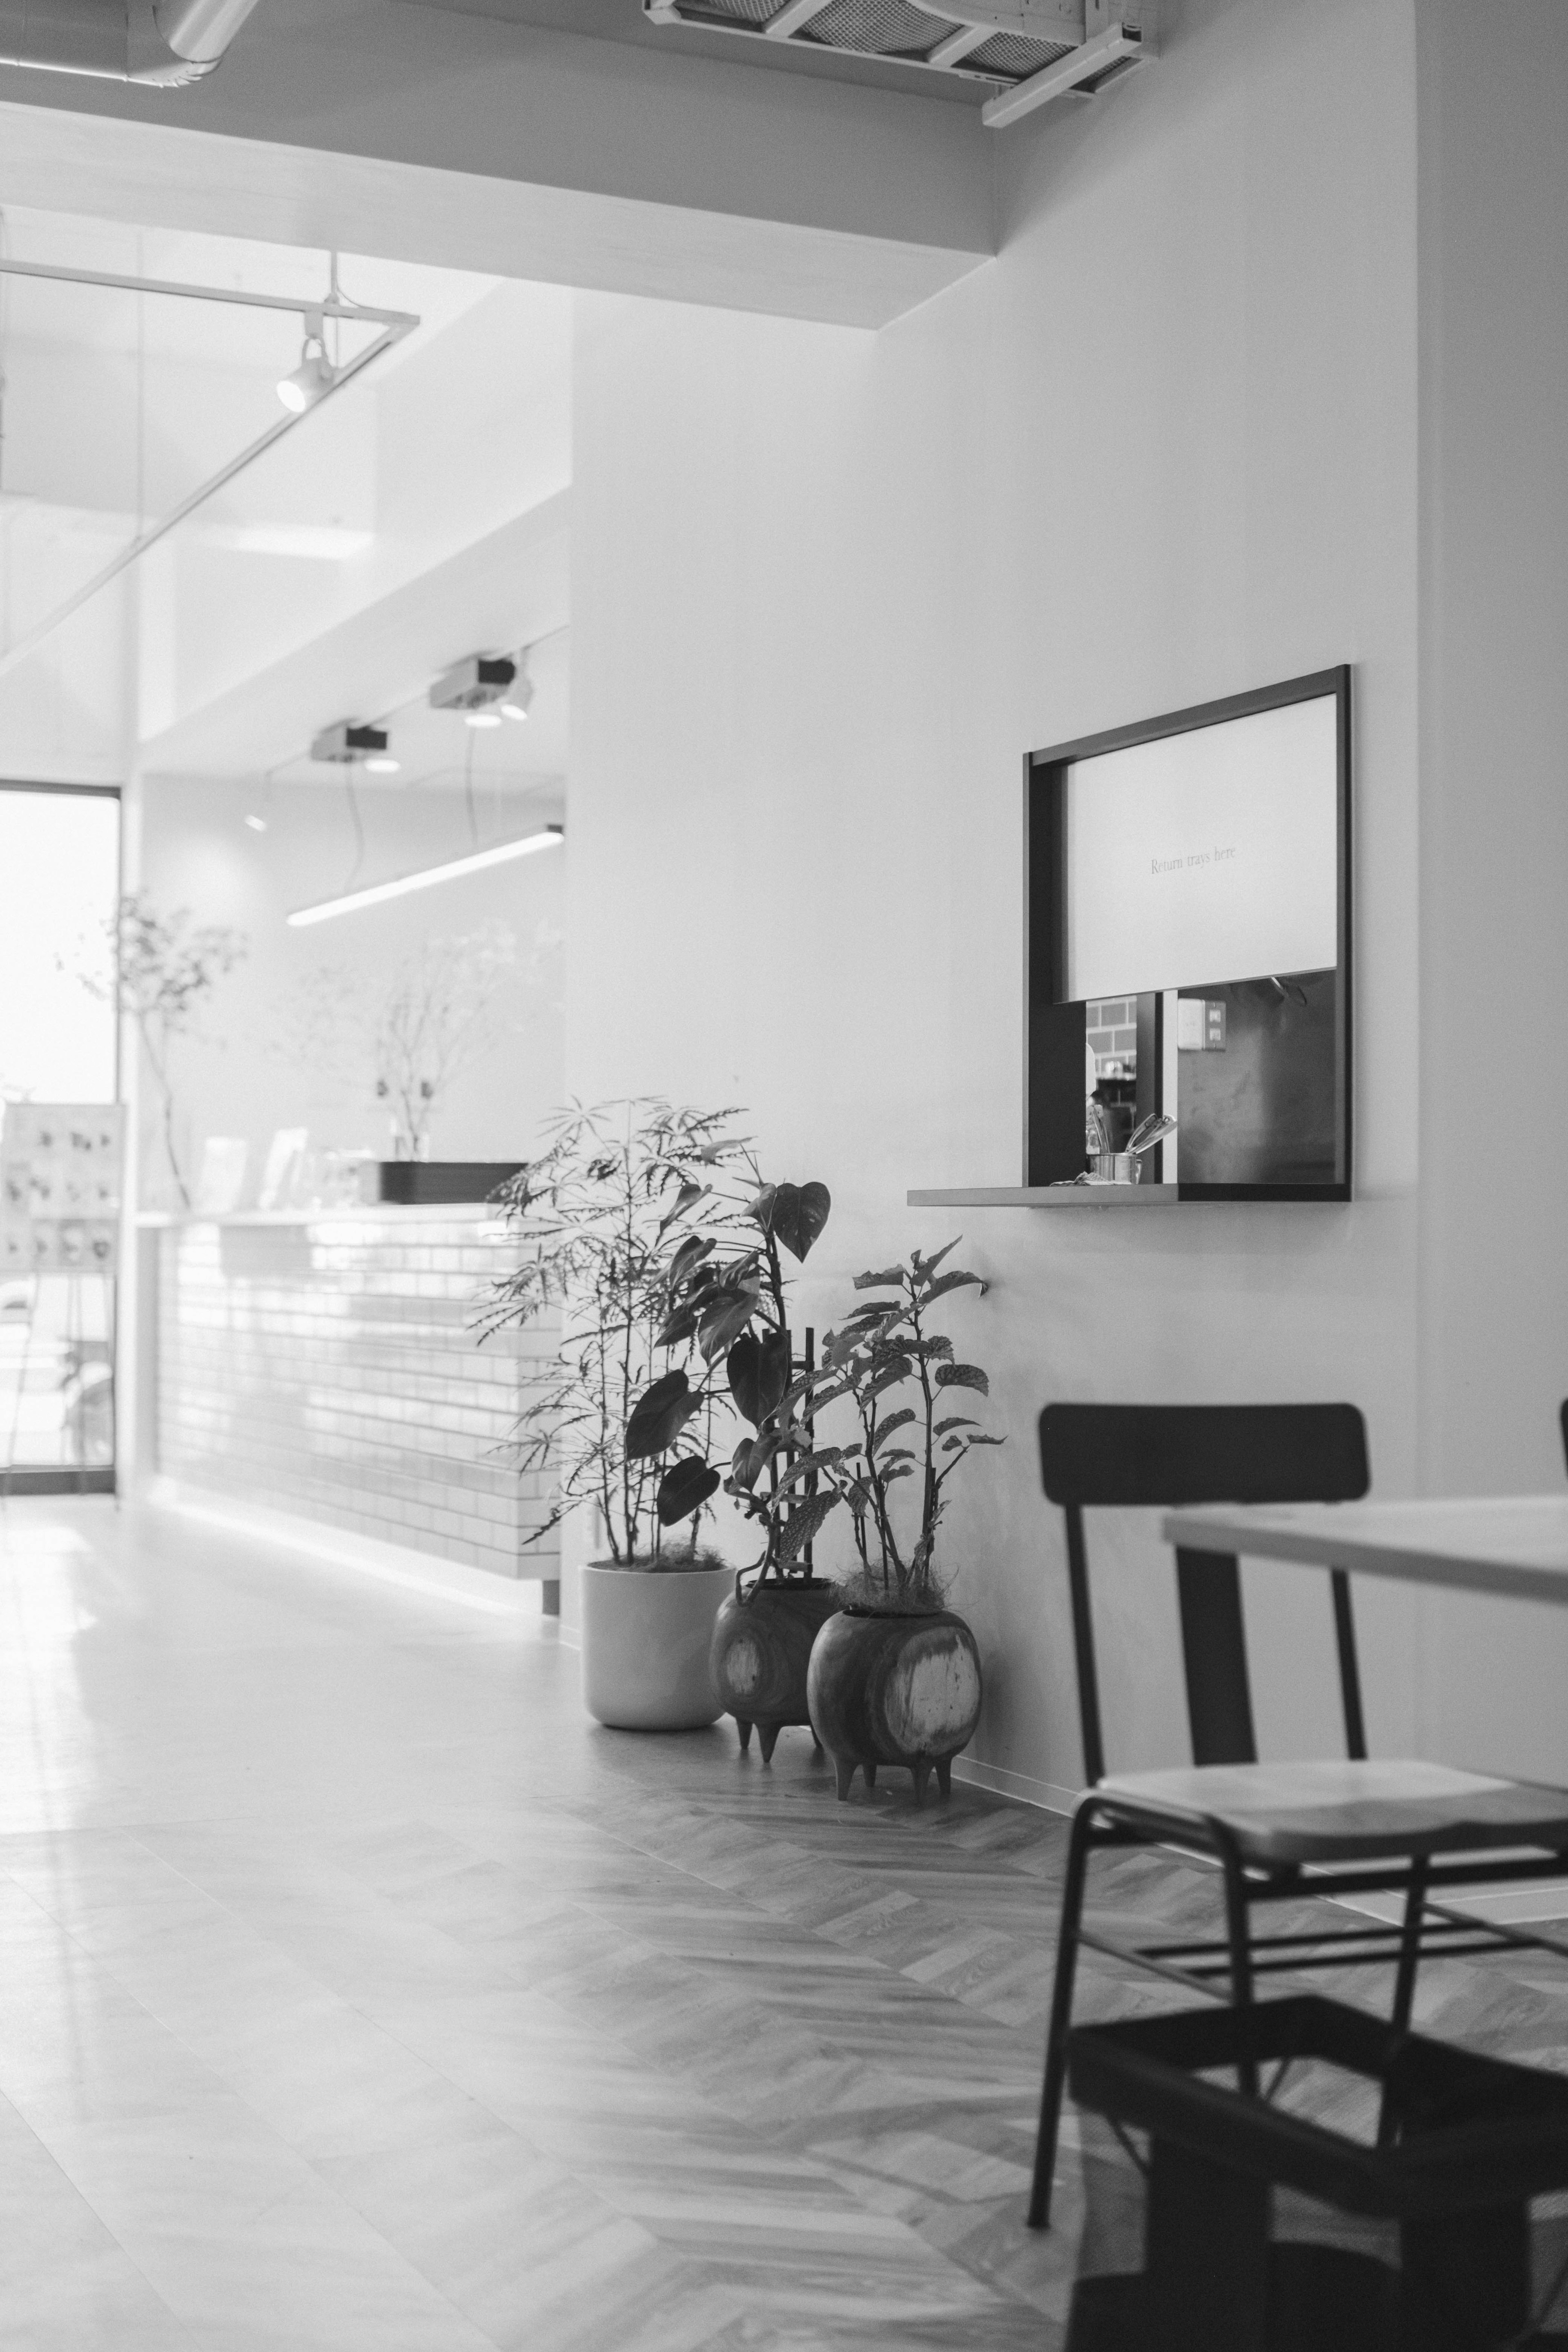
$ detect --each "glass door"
[0,783,121,1492]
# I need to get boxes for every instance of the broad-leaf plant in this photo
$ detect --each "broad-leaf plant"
[627,1163,835,1585]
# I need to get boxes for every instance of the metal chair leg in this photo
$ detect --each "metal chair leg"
[1028,1801,1096,2230]
[1220,1843,1258,2098]
[1378,1857,1430,2147]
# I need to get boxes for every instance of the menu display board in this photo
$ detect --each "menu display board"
[1064,694,1339,1003]
[0,1103,125,1277]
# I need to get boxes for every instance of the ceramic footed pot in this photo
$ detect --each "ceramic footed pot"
[806,1604,982,1803]
[708,1575,842,1762]
[581,1559,732,1731]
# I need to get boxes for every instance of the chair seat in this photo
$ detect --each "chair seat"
[1095,1757,1568,1867]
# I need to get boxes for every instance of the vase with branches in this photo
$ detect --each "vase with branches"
[83,893,247,1210]
[279,922,521,1162]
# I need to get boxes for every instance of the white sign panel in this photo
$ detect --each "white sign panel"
[1064,695,1339,1003]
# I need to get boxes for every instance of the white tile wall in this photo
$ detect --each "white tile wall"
[156,1214,559,1579]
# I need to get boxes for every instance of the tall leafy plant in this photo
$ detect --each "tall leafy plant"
[480,1100,748,1563]
[821,1243,1002,1607]
[734,1242,1001,1610]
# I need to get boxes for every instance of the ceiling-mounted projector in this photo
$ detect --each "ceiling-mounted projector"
[310,721,390,764]
[429,654,517,714]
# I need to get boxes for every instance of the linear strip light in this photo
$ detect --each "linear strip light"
[286,826,564,928]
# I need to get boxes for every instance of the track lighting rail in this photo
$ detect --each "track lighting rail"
[0,259,419,686]
[0,255,416,331]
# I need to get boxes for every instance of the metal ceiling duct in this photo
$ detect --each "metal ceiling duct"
[644,0,1152,125]
[0,0,260,85]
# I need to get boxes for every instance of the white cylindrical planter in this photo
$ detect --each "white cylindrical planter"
[581,1560,732,1731]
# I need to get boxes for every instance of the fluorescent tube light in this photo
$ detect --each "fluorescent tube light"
[285,826,564,927]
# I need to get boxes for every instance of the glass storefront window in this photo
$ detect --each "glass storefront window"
[0,784,121,1483]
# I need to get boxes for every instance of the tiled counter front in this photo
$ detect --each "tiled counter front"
[152,1209,557,1579]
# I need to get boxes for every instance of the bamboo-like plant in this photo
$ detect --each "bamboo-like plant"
[479,1100,750,1564]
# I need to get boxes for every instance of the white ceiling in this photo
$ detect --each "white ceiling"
[0,203,573,793]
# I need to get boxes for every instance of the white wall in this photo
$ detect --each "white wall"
[138,775,564,1207]
[566,0,1425,1800]
[1413,1,1568,1779]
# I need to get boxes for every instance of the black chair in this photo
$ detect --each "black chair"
[1560,1397,1567,1474]
[1029,1401,1568,2230]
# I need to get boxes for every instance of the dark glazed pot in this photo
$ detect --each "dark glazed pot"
[709,1575,842,1762]
[806,1605,982,1803]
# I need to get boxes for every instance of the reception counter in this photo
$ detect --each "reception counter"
[140,1205,558,1593]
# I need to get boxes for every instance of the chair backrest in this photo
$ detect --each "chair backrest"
[1038,1403,1371,1785]
[1561,1399,1567,1477]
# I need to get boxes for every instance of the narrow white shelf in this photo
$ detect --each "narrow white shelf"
[906,1185,1181,1208]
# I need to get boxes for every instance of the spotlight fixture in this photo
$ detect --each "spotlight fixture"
[277,311,336,415]
[430,652,517,716]
[286,825,564,927]
[364,754,401,775]
[310,719,390,765]
[464,710,503,730]
[500,659,535,723]
[244,813,268,832]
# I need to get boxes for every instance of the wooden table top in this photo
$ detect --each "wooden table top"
[1161,1494,1568,1608]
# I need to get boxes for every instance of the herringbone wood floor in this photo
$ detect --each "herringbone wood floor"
[1,1498,1564,2350]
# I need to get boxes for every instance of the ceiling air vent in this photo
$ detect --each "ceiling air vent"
[644,0,1153,127]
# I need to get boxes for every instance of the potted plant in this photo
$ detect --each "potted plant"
[803,1241,1002,1802]
[480,1099,746,1730]
[625,1160,840,1762]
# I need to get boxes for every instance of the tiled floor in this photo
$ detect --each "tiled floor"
[1,1498,1566,2349]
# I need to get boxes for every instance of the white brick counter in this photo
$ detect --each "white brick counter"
[143,1207,558,1592]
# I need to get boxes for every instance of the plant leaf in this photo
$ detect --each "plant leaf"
[768,1181,831,1263]
[698,1290,760,1365]
[776,1490,839,1563]
[657,1458,722,1525]
[866,1354,913,1398]
[913,1237,962,1279]
[657,1179,705,1236]
[870,1408,916,1453]
[653,1303,701,1350]
[776,1446,846,1491]
[934,1414,980,1436]
[625,1369,704,1459]
[853,1265,905,1291]
[935,1362,989,1396]
[921,1268,986,1304]
[727,1327,791,1426]
[668,1234,714,1292]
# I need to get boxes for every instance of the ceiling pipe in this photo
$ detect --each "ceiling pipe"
[0,0,260,86]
